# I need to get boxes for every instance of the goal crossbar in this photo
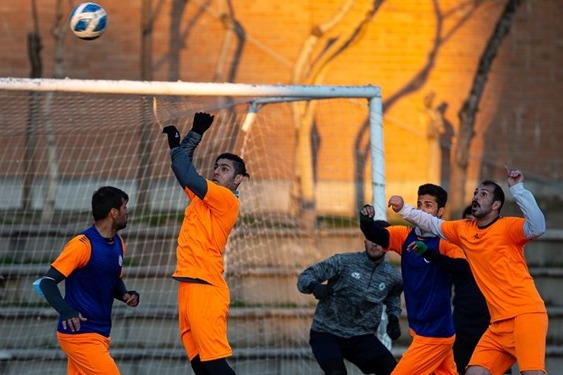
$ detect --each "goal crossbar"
[0,77,387,217]
[0,77,380,98]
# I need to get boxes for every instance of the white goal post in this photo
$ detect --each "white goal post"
[0,77,386,217]
[0,78,390,375]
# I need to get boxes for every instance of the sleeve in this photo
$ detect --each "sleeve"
[510,182,546,239]
[51,235,91,277]
[382,269,403,318]
[202,181,239,215]
[360,216,390,248]
[36,267,79,320]
[170,131,208,199]
[114,278,128,301]
[421,247,470,275]
[297,255,341,294]
[398,204,447,239]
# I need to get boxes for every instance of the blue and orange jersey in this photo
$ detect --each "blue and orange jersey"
[172,180,239,288]
[387,226,464,338]
[51,225,125,337]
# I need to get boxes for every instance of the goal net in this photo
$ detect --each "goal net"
[0,78,387,374]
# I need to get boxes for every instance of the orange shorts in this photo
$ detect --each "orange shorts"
[392,329,457,375]
[469,312,547,374]
[178,281,232,361]
[57,332,119,375]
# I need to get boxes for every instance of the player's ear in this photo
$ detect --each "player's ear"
[492,200,502,211]
[437,206,445,218]
[234,174,244,186]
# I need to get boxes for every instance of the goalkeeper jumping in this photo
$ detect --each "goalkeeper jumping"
[162,113,249,375]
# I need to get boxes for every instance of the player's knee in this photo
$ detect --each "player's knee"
[189,355,208,375]
[357,358,396,375]
[320,358,347,375]
[201,358,236,375]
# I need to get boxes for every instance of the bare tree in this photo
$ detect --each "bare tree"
[40,0,67,224]
[449,0,524,215]
[354,0,502,215]
[23,0,43,211]
[290,0,385,230]
[136,0,157,213]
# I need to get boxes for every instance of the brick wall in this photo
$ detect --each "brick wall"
[1,0,562,207]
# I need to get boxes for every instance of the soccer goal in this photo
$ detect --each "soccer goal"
[0,77,387,375]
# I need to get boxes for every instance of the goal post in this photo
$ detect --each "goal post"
[0,78,390,374]
[0,77,387,216]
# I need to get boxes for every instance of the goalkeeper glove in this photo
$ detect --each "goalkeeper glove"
[312,284,333,300]
[162,125,180,149]
[386,315,401,340]
[413,241,428,255]
[191,112,214,135]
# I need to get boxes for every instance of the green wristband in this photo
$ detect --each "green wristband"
[414,241,428,255]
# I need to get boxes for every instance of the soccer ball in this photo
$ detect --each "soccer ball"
[69,2,107,40]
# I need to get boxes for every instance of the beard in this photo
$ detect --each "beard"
[471,202,484,218]
[367,252,385,262]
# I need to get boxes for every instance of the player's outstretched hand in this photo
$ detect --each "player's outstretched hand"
[388,195,404,212]
[386,315,401,340]
[312,284,333,300]
[191,112,214,135]
[505,166,524,187]
[360,204,375,219]
[162,125,180,149]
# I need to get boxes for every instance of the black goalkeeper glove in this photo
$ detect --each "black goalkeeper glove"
[162,125,180,149]
[191,112,214,135]
[312,284,333,300]
[386,314,401,340]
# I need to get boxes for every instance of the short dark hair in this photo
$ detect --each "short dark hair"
[92,186,129,221]
[417,183,448,208]
[480,180,505,211]
[216,152,249,178]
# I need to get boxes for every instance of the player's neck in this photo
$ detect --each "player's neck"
[94,221,117,240]
[476,213,500,229]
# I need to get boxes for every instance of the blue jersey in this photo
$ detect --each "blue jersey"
[397,228,455,338]
[54,225,124,337]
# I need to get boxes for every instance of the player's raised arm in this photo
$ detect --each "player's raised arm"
[162,113,214,199]
[387,195,405,213]
[505,167,546,239]
[392,196,446,239]
[359,205,390,248]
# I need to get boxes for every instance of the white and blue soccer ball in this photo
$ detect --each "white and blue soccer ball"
[69,2,107,40]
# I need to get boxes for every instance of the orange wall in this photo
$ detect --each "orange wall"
[1,1,562,207]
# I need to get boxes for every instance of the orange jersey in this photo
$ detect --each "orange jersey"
[441,218,546,322]
[387,226,465,259]
[172,180,239,288]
